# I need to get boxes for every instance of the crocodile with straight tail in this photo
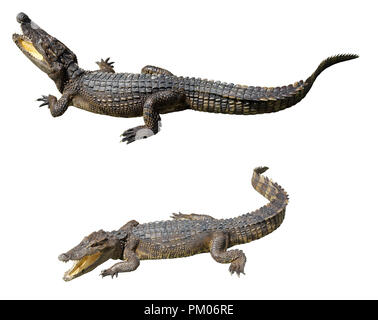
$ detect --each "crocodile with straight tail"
[13,12,358,144]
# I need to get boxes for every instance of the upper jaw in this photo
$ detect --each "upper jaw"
[13,13,52,73]
[12,33,29,42]
[16,12,44,40]
[17,12,31,24]
[14,12,40,46]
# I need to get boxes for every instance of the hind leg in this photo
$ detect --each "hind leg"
[96,58,115,73]
[210,232,246,276]
[120,89,187,144]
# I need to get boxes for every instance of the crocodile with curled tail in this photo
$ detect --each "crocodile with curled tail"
[58,166,288,281]
[13,12,358,144]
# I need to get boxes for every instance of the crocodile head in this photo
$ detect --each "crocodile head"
[58,230,123,281]
[12,12,81,92]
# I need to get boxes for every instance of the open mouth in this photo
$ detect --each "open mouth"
[62,252,101,281]
[13,34,44,61]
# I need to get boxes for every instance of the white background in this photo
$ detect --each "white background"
[0,0,377,299]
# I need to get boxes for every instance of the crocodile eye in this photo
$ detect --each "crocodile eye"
[91,239,106,247]
[41,41,49,50]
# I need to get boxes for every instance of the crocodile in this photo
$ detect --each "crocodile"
[58,166,288,281]
[13,12,358,144]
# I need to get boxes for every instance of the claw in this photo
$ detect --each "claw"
[120,125,154,144]
[171,212,186,220]
[36,95,47,101]
[96,57,115,72]
[37,95,49,107]
[104,57,114,66]
[100,268,118,279]
[120,136,135,144]
[229,263,245,276]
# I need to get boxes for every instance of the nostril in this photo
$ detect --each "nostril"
[58,253,68,261]
[16,12,31,24]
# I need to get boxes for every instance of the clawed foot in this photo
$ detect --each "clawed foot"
[171,212,187,220]
[36,95,50,108]
[100,268,118,279]
[120,126,155,144]
[229,259,246,277]
[96,57,115,73]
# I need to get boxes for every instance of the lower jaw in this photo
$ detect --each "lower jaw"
[62,253,102,281]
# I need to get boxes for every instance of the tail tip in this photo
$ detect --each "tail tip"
[344,53,359,60]
[331,53,359,62]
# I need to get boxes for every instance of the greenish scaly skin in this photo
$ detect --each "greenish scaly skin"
[58,167,288,281]
[13,13,358,144]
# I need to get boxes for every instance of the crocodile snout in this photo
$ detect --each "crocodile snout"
[17,12,31,24]
[58,253,69,262]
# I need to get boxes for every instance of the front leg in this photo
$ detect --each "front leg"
[100,249,140,279]
[37,84,77,117]
[37,93,71,117]
[121,89,188,144]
